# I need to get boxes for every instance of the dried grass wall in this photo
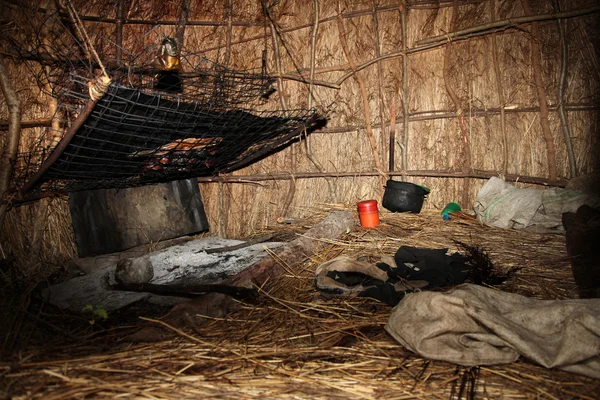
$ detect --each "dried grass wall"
[1,0,599,277]
[198,0,600,237]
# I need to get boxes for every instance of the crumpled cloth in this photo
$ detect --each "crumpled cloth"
[473,177,600,233]
[385,284,600,378]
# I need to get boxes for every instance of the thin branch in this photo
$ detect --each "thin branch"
[0,118,52,130]
[115,0,125,62]
[175,0,191,57]
[19,96,102,195]
[336,2,384,178]
[521,0,557,181]
[334,5,600,87]
[223,0,233,67]
[0,55,22,232]
[443,0,471,206]
[13,169,570,205]
[416,5,600,45]
[389,97,397,171]
[400,3,408,173]
[192,170,567,187]
[553,0,576,178]
[2,1,475,28]
[2,103,595,133]
[372,0,387,166]
[274,73,340,89]
[306,0,337,202]
[489,0,508,176]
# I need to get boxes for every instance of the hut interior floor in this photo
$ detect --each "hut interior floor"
[2,208,598,399]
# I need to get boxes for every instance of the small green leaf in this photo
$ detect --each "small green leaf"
[82,305,94,313]
[94,307,108,320]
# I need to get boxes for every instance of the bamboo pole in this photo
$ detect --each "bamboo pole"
[0,56,22,232]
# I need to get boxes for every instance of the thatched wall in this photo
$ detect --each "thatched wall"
[0,0,599,275]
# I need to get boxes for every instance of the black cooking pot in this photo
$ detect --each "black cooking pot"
[382,180,430,213]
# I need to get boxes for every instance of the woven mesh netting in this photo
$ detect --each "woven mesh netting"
[2,1,325,195]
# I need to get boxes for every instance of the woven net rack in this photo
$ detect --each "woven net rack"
[3,1,325,197]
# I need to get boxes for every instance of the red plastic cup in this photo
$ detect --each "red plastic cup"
[357,200,380,228]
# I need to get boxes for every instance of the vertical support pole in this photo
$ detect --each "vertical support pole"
[490,0,508,175]
[223,0,233,67]
[389,98,397,172]
[372,1,387,171]
[520,0,558,182]
[400,2,408,175]
[0,56,22,232]
[175,0,190,57]
[116,0,125,63]
[553,0,576,178]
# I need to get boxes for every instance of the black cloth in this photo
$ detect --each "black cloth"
[318,246,469,306]
[391,246,469,289]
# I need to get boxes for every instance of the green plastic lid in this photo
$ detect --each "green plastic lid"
[441,202,461,215]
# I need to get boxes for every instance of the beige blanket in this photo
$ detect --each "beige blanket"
[385,284,600,378]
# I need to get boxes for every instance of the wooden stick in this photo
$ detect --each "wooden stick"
[7,1,466,30]
[0,118,52,130]
[15,168,568,206]
[416,5,600,45]
[300,0,337,202]
[110,282,259,301]
[443,1,471,206]
[197,169,568,186]
[489,1,508,176]
[222,0,233,67]
[0,55,22,232]
[203,234,273,254]
[19,95,102,195]
[175,0,190,57]
[400,3,408,174]
[389,97,397,171]
[372,1,387,165]
[336,3,384,181]
[1,103,596,134]
[553,0,576,178]
[115,0,125,63]
[520,0,557,181]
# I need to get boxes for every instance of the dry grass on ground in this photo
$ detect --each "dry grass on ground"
[1,206,598,399]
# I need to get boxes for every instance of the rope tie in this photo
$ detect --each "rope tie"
[88,76,112,101]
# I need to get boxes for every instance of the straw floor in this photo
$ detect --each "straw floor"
[2,207,598,399]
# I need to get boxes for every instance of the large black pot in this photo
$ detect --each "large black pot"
[382,180,430,213]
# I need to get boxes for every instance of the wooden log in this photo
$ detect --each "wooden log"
[131,210,354,341]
